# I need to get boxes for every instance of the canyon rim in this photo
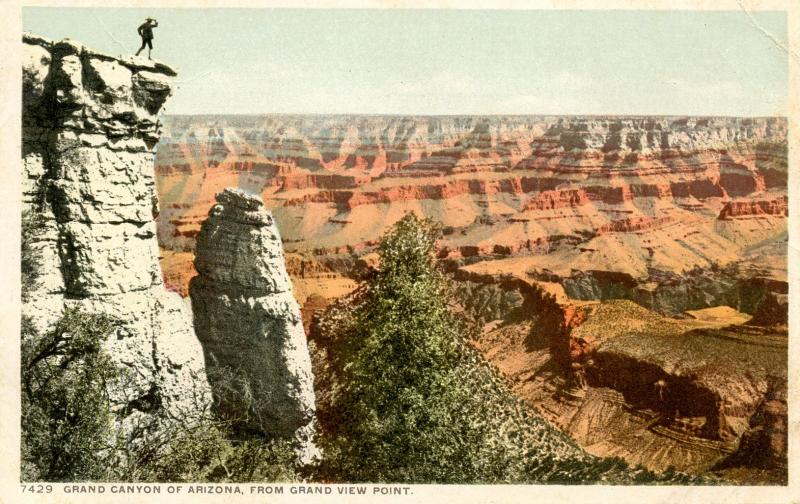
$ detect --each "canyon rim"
[7,3,800,504]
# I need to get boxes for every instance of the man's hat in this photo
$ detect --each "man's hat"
[146,16,155,21]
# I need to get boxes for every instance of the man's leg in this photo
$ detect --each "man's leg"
[135,38,146,56]
[147,39,153,59]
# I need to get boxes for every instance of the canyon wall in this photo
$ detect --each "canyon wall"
[21,34,212,430]
[146,94,788,483]
[154,115,787,255]
[153,114,788,319]
[461,268,787,481]
[189,189,318,461]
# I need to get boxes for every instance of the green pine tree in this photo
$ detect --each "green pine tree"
[318,213,490,482]
[314,213,713,485]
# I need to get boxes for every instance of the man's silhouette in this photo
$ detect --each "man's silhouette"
[135,17,158,59]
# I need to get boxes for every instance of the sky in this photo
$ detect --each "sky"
[22,8,789,116]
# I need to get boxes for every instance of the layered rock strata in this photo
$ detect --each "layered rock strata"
[21,34,212,429]
[154,115,786,257]
[155,115,788,323]
[189,189,317,460]
[462,269,787,479]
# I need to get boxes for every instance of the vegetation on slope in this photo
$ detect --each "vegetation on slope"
[312,213,707,484]
[21,207,709,484]
[20,306,300,483]
[20,212,298,483]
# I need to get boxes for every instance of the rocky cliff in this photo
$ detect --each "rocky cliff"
[464,270,787,482]
[21,34,212,431]
[154,115,786,256]
[144,93,787,482]
[189,189,317,461]
[154,114,787,319]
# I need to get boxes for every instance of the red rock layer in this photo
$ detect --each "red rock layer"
[718,195,788,219]
[154,115,788,264]
[596,216,673,234]
[523,189,589,210]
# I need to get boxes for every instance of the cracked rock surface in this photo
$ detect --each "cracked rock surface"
[190,188,318,461]
[22,33,212,431]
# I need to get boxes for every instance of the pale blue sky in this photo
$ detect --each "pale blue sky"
[23,8,788,116]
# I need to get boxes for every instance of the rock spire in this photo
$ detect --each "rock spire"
[190,188,318,460]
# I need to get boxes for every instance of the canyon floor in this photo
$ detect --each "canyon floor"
[154,114,788,484]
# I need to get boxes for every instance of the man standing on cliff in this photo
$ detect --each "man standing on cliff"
[135,17,158,59]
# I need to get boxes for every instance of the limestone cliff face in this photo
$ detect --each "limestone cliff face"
[22,34,212,428]
[189,189,317,458]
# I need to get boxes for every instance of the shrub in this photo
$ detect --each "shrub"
[21,306,300,483]
[124,421,300,483]
[21,308,118,481]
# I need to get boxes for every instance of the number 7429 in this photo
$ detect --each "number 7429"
[21,484,53,494]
